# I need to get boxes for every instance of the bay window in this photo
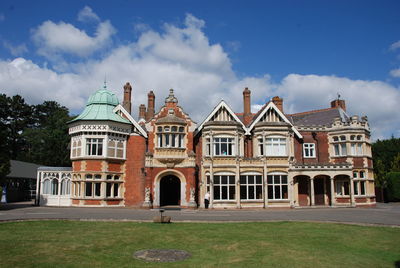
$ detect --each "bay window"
[213,137,234,156]
[213,174,235,200]
[266,137,286,156]
[267,174,288,200]
[240,174,263,200]
[86,138,103,156]
[157,125,185,148]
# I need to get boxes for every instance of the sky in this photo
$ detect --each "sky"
[0,0,399,139]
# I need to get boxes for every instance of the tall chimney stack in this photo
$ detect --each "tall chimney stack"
[330,99,346,111]
[122,82,132,114]
[139,104,146,120]
[272,96,283,112]
[146,90,155,121]
[243,87,252,125]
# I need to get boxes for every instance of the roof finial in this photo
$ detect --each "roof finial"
[103,74,107,89]
[337,92,341,100]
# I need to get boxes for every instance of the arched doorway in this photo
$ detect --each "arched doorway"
[160,175,181,206]
[296,176,310,206]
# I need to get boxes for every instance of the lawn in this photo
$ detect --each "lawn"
[0,221,399,268]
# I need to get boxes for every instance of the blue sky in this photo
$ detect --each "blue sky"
[0,0,400,139]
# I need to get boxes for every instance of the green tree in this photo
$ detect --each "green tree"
[23,101,72,166]
[391,153,400,172]
[0,94,11,186]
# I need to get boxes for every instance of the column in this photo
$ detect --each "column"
[35,171,41,205]
[350,177,355,207]
[236,159,240,208]
[310,177,315,206]
[288,174,294,207]
[330,177,335,207]
[58,172,62,206]
[210,161,214,209]
[263,158,268,208]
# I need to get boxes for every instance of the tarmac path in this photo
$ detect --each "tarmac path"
[1,202,399,226]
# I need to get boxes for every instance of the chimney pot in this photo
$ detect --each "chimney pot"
[272,96,283,112]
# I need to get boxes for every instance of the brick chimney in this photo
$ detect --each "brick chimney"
[146,90,155,121]
[139,104,146,120]
[243,87,252,125]
[272,96,283,112]
[122,82,132,114]
[331,99,346,111]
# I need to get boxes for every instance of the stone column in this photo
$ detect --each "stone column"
[330,177,335,207]
[310,177,315,206]
[236,158,241,208]
[210,160,214,209]
[263,158,268,208]
[350,177,355,207]
[288,174,294,207]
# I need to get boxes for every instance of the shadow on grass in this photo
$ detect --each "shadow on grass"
[395,260,400,268]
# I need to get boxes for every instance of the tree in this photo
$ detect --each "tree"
[0,94,10,186]
[391,153,400,172]
[23,101,72,166]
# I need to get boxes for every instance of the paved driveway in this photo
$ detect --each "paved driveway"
[1,202,399,226]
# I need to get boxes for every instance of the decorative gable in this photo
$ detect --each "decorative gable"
[197,100,246,132]
[247,102,302,138]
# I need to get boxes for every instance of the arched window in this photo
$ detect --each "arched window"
[60,179,70,195]
[51,179,58,195]
[43,179,51,194]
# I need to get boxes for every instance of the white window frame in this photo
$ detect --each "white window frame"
[267,173,288,200]
[303,143,316,158]
[240,173,263,200]
[213,173,236,201]
[354,180,366,196]
[157,125,185,149]
[265,137,287,156]
[213,137,235,156]
[85,138,104,156]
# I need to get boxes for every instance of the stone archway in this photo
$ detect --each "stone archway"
[153,169,187,208]
[296,175,310,206]
[160,175,181,206]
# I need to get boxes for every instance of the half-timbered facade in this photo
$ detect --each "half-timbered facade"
[36,82,375,208]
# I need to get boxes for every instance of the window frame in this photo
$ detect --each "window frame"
[265,136,287,157]
[213,173,236,201]
[213,137,235,156]
[267,173,288,200]
[240,173,263,201]
[303,143,316,158]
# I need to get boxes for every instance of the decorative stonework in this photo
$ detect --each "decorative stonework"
[142,187,152,208]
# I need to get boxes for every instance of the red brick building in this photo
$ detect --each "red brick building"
[37,82,375,208]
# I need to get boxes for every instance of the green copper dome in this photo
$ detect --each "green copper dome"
[70,85,130,124]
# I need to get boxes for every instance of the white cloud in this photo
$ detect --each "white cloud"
[3,41,28,56]
[77,6,100,22]
[390,68,400,78]
[32,8,115,58]
[0,14,399,139]
[278,74,400,139]
[390,40,400,51]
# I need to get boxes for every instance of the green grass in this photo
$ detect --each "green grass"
[0,221,399,268]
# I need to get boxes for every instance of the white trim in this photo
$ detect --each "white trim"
[246,102,302,138]
[113,104,148,138]
[197,100,246,132]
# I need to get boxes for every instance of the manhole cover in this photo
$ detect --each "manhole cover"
[134,249,191,262]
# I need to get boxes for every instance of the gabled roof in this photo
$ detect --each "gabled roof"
[197,100,247,132]
[287,107,349,127]
[113,105,148,138]
[247,101,302,138]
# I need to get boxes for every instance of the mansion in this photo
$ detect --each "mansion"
[36,82,376,208]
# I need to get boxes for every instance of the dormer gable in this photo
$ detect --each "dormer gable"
[197,100,247,132]
[247,101,302,138]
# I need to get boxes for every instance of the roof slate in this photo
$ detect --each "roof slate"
[7,160,42,179]
[288,108,348,127]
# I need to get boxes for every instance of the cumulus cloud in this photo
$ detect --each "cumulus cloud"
[390,68,400,78]
[77,6,100,22]
[31,8,115,58]
[2,41,28,56]
[0,14,399,139]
